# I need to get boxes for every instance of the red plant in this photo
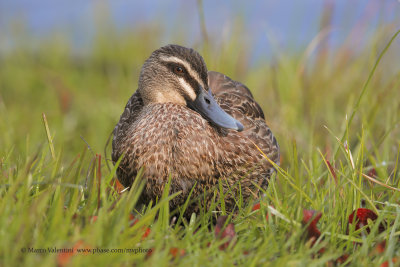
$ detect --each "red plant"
[252,202,275,220]
[252,203,261,211]
[57,240,91,267]
[348,208,384,233]
[215,216,236,250]
[302,209,322,245]
[326,160,337,185]
[169,247,186,258]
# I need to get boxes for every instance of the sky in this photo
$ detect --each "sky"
[0,0,399,60]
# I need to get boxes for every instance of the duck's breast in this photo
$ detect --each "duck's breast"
[121,103,221,186]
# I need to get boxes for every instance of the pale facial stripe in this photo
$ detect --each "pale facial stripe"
[178,77,197,101]
[159,55,205,89]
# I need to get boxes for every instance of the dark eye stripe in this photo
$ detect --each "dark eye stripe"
[162,61,201,96]
[183,74,201,95]
[187,58,208,87]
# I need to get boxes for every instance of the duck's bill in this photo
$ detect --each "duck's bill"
[188,89,244,132]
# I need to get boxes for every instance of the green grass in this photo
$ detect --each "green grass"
[1,22,400,266]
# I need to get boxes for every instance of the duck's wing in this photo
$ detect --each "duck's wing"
[112,90,143,162]
[208,71,254,98]
[208,71,265,122]
[208,71,280,165]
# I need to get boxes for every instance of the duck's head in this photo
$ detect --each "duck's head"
[138,44,243,132]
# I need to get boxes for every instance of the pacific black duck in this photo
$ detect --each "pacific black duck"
[112,44,279,216]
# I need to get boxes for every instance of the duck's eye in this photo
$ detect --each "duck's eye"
[173,66,185,75]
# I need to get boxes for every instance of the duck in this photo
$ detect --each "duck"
[112,44,279,217]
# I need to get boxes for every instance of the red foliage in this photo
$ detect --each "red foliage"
[348,208,384,233]
[376,241,386,253]
[142,227,151,240]
[129,214,138,227]
[215,216,236,250]
[252,203,260,211]
[302,209,322,245]
[169,247,186,258]
[297,207,390,264]
[381,258,397,267]
[57,240,91,267]
[374,241,398,267]
[146,247,186,260]
[335,254,349,264]
[248,205,390,264]
[89,216,98,223]
[368,168,377,178]
[127,214,151,240]
[252,202,275,220]
[326,160,337,185]
[109,178,126,194]
[145,248,154,259]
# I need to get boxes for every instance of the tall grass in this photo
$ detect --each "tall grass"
[0,16,400,266]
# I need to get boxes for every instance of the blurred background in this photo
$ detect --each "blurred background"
[0,0,399,167]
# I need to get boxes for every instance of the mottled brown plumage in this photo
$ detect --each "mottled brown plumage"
[112,45,279,216]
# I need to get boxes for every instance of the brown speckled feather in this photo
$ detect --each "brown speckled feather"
[209,71,279,160]
[112,51,279,217]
